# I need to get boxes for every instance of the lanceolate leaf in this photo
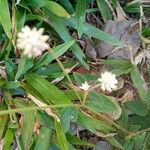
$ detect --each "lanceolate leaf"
[25,73,71,104]
[0,0,12,39]
[96,0,112,21]
[21,110,36,150]
[34,127,51,150]
[76,0,86,38]
[44,11,89,69]
[77,111,114,133]
[55,120,69,150]
[33,40,75,70]
[67,18,125,47]
[131,66,146,100]
[45,0,70,18]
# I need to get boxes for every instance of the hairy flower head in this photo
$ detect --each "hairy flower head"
[98,71,118,92]
[17,26,49,58]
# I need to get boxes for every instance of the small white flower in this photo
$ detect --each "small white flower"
[98,71,118,92]
[17,26,49,58]
[79,81,90,91]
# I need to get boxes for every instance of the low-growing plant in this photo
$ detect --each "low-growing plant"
[0,0,150,150]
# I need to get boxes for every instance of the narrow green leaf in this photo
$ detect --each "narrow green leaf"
[33,40,75,70]
[21,110,36,150]
[36,60,77,76]
[16,7,26,31]
[0,0,12,39]
[44,12,89,69]
[58,0,74,14]
[106,137,123,149]
[15,56,33,81]
[29,0,45,8]
[76,0,86,38]
[3,129,15,150]
[34,127,51,150]
[96,0,112,21]
[0,103,8,139]
[86,92,117,113]
[67,18,125,47]
[73,72,86,84]
[66,134,95,148]
[55,120,68,150]
[77,111,114,133]
[25,73,71,104]
[123,3,140,13]
[45,0,70,18]
[131,66,146,100]
[102,59,132,68]
[125,100,148,117]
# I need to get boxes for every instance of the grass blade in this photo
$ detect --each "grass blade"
[0,0,12,39]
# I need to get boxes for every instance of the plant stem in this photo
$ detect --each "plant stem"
[49,48,82,102]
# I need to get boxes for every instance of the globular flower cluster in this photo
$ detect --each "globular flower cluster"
[17,26,49,58]
[98,71,118,92]
[79,71,118,92]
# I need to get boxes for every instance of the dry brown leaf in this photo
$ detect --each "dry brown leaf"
[0,140,3,150]
[95,21,140,60]
[96,132,117,138]
[120,90,134,103]
[33,121,41,134]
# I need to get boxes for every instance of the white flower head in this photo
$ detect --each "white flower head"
[98,71,118,92]
[79,81,91,91]
[17,26,49,58]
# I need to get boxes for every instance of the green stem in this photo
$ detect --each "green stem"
[49,48,82,102]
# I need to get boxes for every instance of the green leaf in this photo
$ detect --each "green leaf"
[123,3,140,13]
[0,0,12,39]
[29,0,45,7]
[73,72,87,84]
[76,0,86,38]
[21,110,36,150]
[102,59,132,68]
[145,88,150,106]
[3,129,15,150]
[142,27,150,38]
[33,40,75,70]
[45,0,70,18]
[77,111,114,133]
[34,127,51,150]
[131,66,146,100]
[86,92,117,113]
[16,7,26,31]
[102,59,133,76]
[60,107,78,133]
[44,12,89,69]
[55,120,68,150]
[0,103,8,139]
[3,81,20,90]
[125,100,148,117]
[106,137,123,149]
[25,73,71,104]
[118,106,128,127]
[15,56,33,81]
[67,18,125,47]
[58,0,74,14]
[66,134,94,148]
[36,60,77,76]
[96,0,112,21]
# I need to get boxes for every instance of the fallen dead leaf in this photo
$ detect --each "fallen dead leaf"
[95,20,140,60]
